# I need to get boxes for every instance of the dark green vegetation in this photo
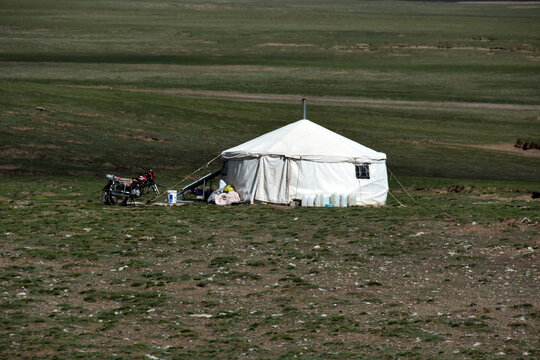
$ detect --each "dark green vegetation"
[1,0,539,104]
[1,0,539,359]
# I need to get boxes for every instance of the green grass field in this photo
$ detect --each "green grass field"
[1,0,539,359]
[1,0,539,180]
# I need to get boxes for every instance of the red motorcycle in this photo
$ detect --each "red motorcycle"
[101,169,160,205]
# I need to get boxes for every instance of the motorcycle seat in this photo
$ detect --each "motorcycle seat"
[115,177,135,187]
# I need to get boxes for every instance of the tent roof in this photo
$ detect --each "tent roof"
[221,119,386,163]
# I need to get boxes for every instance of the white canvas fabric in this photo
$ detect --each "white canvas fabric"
[222,119,386,163]
[221,119,388,205]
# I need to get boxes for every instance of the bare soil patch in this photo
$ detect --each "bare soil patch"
[405,139,540,158]
[10,126,35,131]
[107,133,165,142]
[1,148,34,156]
[65,139,91,145]
[32,118,83,127]
[469,144,540,157]
[26,143,64,150]
[256,43,316,47]
[181,3,234,11]
[474,193,533,201]
[332,43,374,53]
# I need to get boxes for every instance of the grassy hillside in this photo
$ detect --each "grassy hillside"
[1,0,539,103]
[0,1,539,359]
[2,80,539,181]
[1,0,539,181]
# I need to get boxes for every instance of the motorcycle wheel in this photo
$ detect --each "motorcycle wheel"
[101,190,118,205]
[101,190,110,205]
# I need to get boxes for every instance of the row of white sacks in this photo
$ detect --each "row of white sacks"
[300,193,356,207]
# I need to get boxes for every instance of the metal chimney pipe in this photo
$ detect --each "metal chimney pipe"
[302,98,306,119]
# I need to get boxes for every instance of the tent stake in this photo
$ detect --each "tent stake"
[302,98,307,120]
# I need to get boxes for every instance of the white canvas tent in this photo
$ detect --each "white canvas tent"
[221,119,388,206]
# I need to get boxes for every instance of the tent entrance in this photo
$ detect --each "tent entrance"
[178,168,221,202]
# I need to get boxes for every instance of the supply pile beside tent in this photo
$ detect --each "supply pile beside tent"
[220,119,388,206]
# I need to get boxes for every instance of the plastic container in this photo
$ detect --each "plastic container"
[340,193,348,207]
[307,194,315,207]
[322,194,330,206]
[314,194,322,207]
[330,193,340,206]
[167,190,177,204]
[348,193,357,207]
[301,195,308,207]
